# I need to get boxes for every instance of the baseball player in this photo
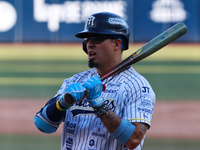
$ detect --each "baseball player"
[34,12,156,150]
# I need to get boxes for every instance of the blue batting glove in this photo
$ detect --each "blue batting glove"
[59,83,86,108]
[83,76,104,108]
[83,76,103,99]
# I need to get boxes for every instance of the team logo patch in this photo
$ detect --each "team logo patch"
[108,17,128,27]
[70,99,94,117]
[65,121,77,135]
[71,109,94,117]
[87,16,95,26]
[142,86,150,93]
[140,99,152,107]
[91,125,106,138]
[88,125,106,149]
[89,139,95,146]
[104,82,122,93]
[65,137,73,149]
[137,106,153,114]
[70,98,117,117]
[137,97,153,115]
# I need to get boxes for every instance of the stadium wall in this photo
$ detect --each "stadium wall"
[0,0,199,43]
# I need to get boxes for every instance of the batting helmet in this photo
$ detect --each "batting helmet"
[75,12,130,53]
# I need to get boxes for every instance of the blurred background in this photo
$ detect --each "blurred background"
[0,0,200,150]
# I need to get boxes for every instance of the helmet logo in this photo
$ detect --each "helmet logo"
[108,18,128,27]
[87,16,95,26]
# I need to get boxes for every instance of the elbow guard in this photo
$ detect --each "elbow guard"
[34,113,59,134]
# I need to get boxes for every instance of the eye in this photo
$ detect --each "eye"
[84,36,109,45]
[84,37,90,45]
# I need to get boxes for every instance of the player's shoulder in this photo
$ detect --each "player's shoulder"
[122,67,149,86]
[122,67,155,93]
[122,67,156,100]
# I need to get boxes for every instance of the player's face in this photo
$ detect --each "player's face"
[85,35,121,70]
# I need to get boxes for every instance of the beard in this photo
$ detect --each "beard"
[88,59,99,68]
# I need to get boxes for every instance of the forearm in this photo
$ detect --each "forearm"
[34,97,66,133]
[99,108,135,146]
[98,107,147,149]
[99,109,122,133]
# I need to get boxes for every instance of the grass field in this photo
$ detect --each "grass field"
[1,135,200,150]
[0,43,200,150]
[0,135,61,150]
[0,43,200,100]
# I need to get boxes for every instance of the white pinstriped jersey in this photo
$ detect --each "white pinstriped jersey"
[55,67,156,150]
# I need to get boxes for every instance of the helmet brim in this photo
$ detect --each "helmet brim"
[75,29,116,38]
[75,32,99,38]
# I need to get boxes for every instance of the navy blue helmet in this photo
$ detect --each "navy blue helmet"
[75,12,130,53]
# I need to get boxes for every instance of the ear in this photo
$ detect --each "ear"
[113,39,122,52]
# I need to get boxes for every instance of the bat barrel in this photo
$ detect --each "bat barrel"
[133,22,187,63]
[101,22,187,80]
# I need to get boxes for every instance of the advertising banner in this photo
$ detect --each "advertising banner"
[0,0,199,43]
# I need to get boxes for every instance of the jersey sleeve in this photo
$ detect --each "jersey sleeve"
[123,76,156,128]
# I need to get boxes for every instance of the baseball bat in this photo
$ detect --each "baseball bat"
[101,22,187,80]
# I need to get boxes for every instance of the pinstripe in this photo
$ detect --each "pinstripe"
[58,67,155,150]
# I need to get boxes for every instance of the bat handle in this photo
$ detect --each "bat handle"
[82,90,90,99]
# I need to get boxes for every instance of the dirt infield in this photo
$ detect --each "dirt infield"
[0,99,200,139]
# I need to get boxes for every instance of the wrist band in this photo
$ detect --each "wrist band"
[94,104,109,117]
[90,97,104,108]
[56,100,68,111]
[112,119,135,145]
